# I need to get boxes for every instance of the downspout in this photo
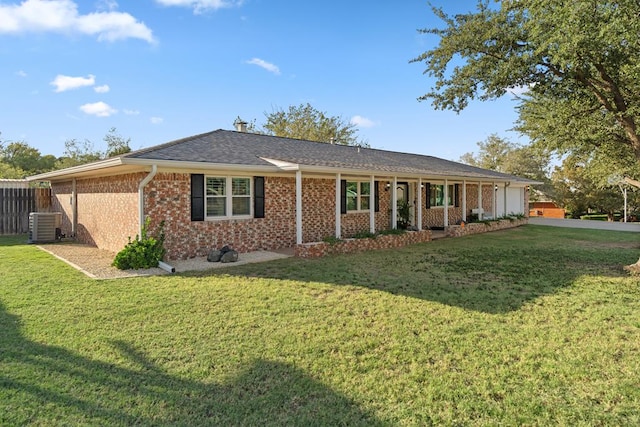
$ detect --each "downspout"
[137,164,174,274]
[138,164,157,235]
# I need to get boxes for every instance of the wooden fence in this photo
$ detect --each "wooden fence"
[0,187,51,235]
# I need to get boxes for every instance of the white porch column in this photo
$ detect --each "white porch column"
[443,179,449,227]
[492,181,497,219]
[503,183,508,216]
[296,170,303,245]
[391,176,398,229]
[370,175,376,233]
[335,173,341,238]
[417,177,422,230]
[462,180,467,222]
[478,182,483,220]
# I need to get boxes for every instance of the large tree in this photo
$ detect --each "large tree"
[460,134,552,200]
[413,0,640,158]
[413,0,640,270]
[55,139,102,169]
[104,127,132,157]
[0,140,56,177]
[261,103,367,146]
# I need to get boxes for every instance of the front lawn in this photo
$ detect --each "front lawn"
[1,225,639,425]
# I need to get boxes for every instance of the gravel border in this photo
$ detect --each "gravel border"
[37,242,292,280]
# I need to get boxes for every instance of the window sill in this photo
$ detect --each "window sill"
[346,210,375,214]
[205,215,254,221]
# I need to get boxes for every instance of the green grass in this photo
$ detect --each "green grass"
[1,225,639,425]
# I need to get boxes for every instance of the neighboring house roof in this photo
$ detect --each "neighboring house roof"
[0,179,30,188]
[28,129,540,184]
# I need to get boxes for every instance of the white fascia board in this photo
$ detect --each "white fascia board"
[296,164,517,184]
[259,157,300,171]
[122,157,282,173]
[27,157,125,181]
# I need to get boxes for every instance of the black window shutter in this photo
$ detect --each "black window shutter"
[254,176,265,218]
[425,182,431,209]
[340,179,347,214]
[191,174,205,221]
[454,184,460,207]
[374,181,380,212]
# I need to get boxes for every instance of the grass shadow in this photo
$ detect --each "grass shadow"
[196,225,639,314]
[0,234,29,246]
[0,302,381,425]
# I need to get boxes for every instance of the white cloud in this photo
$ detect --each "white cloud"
[0,0,155,43]
[350,115,376,128]
[150,116,163,124]
[16,70,27,77]
[123,109,140,115]
[246,58,280,75]
[96,0,118,12]
[155,0,243,14]
[79,101,117,117]
[51,74,95,92]
[94,84,110,93]
[507,83,535,97]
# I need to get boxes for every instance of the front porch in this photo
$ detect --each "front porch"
[294,217,528,258]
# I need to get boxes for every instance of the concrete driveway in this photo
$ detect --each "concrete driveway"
[529,217,640,232]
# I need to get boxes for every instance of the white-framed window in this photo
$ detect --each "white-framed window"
[429,184,454,207]
[346,181,371,211]
[205,176,251,218]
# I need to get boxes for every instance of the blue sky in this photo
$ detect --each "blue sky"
[0,0,524,161]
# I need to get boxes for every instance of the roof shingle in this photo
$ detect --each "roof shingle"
[124,129,536,183]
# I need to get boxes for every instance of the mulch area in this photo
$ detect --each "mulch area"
[37,242,292,280]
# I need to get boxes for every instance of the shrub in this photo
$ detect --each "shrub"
[113,219,166,270]
[322,235,343,245]
[353,230,376,239]
[377,228,406,236]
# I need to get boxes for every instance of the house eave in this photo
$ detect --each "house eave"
[26,155,542,186]
[27,157,126,181]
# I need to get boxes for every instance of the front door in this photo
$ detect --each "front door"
[396,182,410,228]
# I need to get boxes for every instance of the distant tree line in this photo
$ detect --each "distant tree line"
[0,128,131,179]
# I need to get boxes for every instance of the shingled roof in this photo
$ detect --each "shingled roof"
[29,129,539,184]
[122,129,535,183]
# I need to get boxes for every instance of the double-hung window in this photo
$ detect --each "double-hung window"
[205,176,251,218]
[429,184,454,207]
[346,181,371,211]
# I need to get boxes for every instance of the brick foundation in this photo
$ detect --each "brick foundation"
[445,218,528,237]
[295,230,432,258]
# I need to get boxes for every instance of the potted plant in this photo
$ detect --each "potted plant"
[396,199,412,230]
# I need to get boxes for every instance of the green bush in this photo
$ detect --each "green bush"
[322,235,343,245]
[113,219,166,270]
[377,228,406,236]
[353,230,376,239]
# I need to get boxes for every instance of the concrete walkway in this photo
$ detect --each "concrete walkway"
[529,217,640,232]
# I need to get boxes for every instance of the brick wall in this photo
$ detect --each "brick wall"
[51,174,140,253]
[144,174,297,259]
[51,171,531,260]
[301,178,336,243]
[295,230,432,258]
[445,218,528,237]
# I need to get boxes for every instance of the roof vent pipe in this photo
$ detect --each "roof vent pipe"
[234,116,248,132]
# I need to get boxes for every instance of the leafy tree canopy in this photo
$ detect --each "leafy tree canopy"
[412,0,640,167]
[0,128,134,177]
[460,134,552,200]
[0,138,56,177]
[104,127,132,158]
[260,103,367,146]
[55,139,103,169]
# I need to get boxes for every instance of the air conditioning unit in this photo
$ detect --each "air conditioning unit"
[29,212,62,243]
